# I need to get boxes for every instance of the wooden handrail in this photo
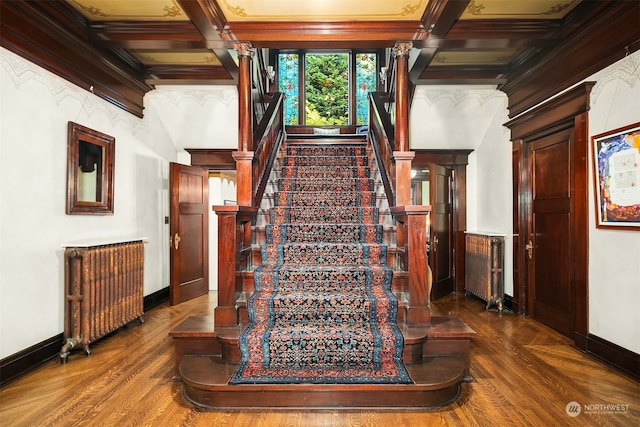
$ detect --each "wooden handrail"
[369,91,431,326]
[252,92,285,207]
[369,92,395,208]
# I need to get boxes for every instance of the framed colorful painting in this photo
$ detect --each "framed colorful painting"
[591,122,640,230]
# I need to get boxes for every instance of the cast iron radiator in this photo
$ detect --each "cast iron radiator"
[464,233,504,311]
[60,240,145,363]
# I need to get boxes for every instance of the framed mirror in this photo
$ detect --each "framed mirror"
[66,122,115,215]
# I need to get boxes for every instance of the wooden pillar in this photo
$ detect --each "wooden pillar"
[393,42,414,207]
[235,42,255,206]
[391,206,432,327]
[212,205,258,327]
[393,41,411,152]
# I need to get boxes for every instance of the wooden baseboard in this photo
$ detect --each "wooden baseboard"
[586,334,639,380]
[0,288,170,386]
[503,294,518,314]
[0,333,63,386]
[144,287,170,312]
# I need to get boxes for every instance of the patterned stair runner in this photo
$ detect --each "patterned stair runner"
[230,143,411,384]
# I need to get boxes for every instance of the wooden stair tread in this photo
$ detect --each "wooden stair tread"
[179,354,464,409]
[428,316,476,339]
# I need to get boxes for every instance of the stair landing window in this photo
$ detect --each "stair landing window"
[278,51,378,126]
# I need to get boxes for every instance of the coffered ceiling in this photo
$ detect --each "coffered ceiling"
[62,0,583,85]
[2,0,636,117]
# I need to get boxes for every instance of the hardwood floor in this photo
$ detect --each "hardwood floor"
[1,293,638,426]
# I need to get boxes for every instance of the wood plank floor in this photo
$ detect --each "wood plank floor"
[1,293,638,426]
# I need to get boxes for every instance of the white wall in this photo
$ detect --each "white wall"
[0,48,177,358]
[586,50,640,353]
[410,86,514,294]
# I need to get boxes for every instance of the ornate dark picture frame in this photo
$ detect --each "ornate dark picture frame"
[66,122,115,215]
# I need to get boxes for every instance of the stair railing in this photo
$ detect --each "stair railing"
[213,44,285,328]
[368,41,431,327]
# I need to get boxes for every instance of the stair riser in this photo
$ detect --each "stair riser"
[285,146,368,157]
[269,207,379,224]
[259,244,389,267]
[266,224,383,244]
[272,191,378,207]
[281,166,371,179]
[277,178,375,192]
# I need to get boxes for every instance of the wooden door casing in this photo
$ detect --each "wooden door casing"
[429,164,454,300]
[169,163,209,305]
[506,83,591,348]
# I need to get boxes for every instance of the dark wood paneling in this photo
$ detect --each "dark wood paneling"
[186,149,236,169]
[0,1,152,117]
[413,150,472,166]
[503,1,640,117]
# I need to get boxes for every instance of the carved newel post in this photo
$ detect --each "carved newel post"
[234,42,255,207]
[212,42,258,328]
[390,41,431,326]
[393,42,414,207]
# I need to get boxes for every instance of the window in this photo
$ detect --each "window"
[277,51,379,126]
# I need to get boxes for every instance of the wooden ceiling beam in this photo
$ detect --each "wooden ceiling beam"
[421,0,470,38]
[222,21,427,45]
[177,0,227,41]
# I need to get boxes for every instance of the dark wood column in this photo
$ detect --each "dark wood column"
[234,42,255,206]
[392,41,414,207]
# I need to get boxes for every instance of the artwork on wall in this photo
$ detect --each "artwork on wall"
[591,122,640,230]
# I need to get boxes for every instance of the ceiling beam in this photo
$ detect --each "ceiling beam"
[421,0,470,38]
[177,0,227,41]
[221,21,427,46]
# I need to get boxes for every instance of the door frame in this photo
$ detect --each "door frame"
[169,162,210,305]
[505,83,592,349]
[413,150,471,296]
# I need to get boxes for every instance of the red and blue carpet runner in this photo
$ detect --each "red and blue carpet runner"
[230,143,411,384]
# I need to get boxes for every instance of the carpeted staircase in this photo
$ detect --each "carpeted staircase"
[230,142,411,384]
[172,135,473,409]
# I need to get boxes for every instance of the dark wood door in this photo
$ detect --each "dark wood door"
[429,164,454,300]
[527,129,575,337]
[169,163,209,305]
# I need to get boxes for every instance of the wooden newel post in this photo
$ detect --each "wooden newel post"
[212,205,258,327]
[235,42,255,206]
[393,41,414,207]
[391,206,432,326]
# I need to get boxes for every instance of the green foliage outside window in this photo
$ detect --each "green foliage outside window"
[278,51,376,126]
[305,53,349,125]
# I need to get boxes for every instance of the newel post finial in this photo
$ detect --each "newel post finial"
[234,42,256,58]
[392,41,413,58]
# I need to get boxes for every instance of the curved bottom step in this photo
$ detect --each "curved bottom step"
[179,355,465,410]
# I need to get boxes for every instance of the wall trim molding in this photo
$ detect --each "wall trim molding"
[0,287,170,386]
[586,334,639,380]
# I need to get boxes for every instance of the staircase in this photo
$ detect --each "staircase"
[171,134,474,409]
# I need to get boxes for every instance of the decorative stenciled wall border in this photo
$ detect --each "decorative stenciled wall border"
[590,50,640,107]
[0,48,146,135]
[145,86,237,108]
[412,86,506,107]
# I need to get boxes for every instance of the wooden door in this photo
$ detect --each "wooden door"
[429,164,454,300]
[507,83,590,346]
[526,129,575,337]
[169,163,209,305]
